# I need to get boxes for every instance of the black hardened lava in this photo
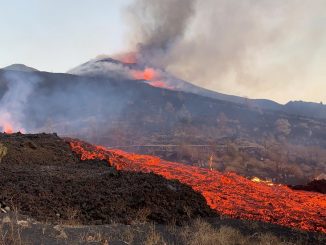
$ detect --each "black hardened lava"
[0,133,216,225]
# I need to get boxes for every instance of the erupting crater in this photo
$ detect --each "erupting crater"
[69,139,326,233]
[131,67,174,90]
[114,52,175,90]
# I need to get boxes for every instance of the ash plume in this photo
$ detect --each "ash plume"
[126,0,195,67]
[126,0,326,103]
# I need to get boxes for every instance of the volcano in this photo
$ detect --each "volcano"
[68,55,326,119]
[69,139,326,234]
[68,56,283,111]
[1,66,326,185]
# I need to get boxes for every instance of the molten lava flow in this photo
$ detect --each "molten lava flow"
[131,68,174,90]
[251,177,275,186]
[148,81,174,90]
[69,139,326,233]
[132,68,157,81]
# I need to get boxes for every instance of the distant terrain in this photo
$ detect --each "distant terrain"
[70,57,326,119]
[0,66,326,184]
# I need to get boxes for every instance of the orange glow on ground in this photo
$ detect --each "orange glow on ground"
[3,123,13,134]
[69,140,326,233]
[251,177,275,186]
[148,81,174,90]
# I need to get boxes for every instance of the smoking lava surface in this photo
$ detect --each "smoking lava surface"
[70,139,326,233]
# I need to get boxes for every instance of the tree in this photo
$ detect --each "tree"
[164,102,175,113]
[275,118,291,136]
[178,104,192,124]
[217,112,231,136]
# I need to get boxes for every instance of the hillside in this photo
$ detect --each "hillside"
[285,101,326,119]
[69,57,326,118]
[0,69,326,184]
[69,57,282,111]
[3,64,39,72]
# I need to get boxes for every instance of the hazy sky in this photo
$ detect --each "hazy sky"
[0,0,132,72]
[0,0,325,104]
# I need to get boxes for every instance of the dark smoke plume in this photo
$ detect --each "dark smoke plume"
[126,0,195,67]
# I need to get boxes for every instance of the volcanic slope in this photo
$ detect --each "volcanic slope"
[70,139,326,234]
[0,133,215,225]
[1,69,326,185]
[1,69,326,149]
[70,57,326,119]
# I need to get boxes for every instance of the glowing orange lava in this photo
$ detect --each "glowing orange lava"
[114,51,174,90]
[131,68,174,90]
[69,140,326,233]
[3,123,13,134]
[148,81,174,90]
[251,177,275,186]
[132,68,157,81]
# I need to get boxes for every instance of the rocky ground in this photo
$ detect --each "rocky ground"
[0,133,215,226]
[290,179,326,194]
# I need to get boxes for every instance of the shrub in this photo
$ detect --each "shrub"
[0,143,8,163]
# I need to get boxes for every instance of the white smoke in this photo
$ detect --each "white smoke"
[0,72,40,133]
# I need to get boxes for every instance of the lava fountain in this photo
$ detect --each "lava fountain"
[69,139,326,233]
[115,52,174,90]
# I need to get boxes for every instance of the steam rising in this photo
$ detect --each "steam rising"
[0,72,40,133]
[0,70,131,137]
[127,0,326,103]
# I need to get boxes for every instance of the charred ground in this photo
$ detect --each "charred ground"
[291,179,326,194]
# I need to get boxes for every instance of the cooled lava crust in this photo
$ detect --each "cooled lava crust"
[0,133,215,225]
[69,139,326,233]
[290,179,326,194]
